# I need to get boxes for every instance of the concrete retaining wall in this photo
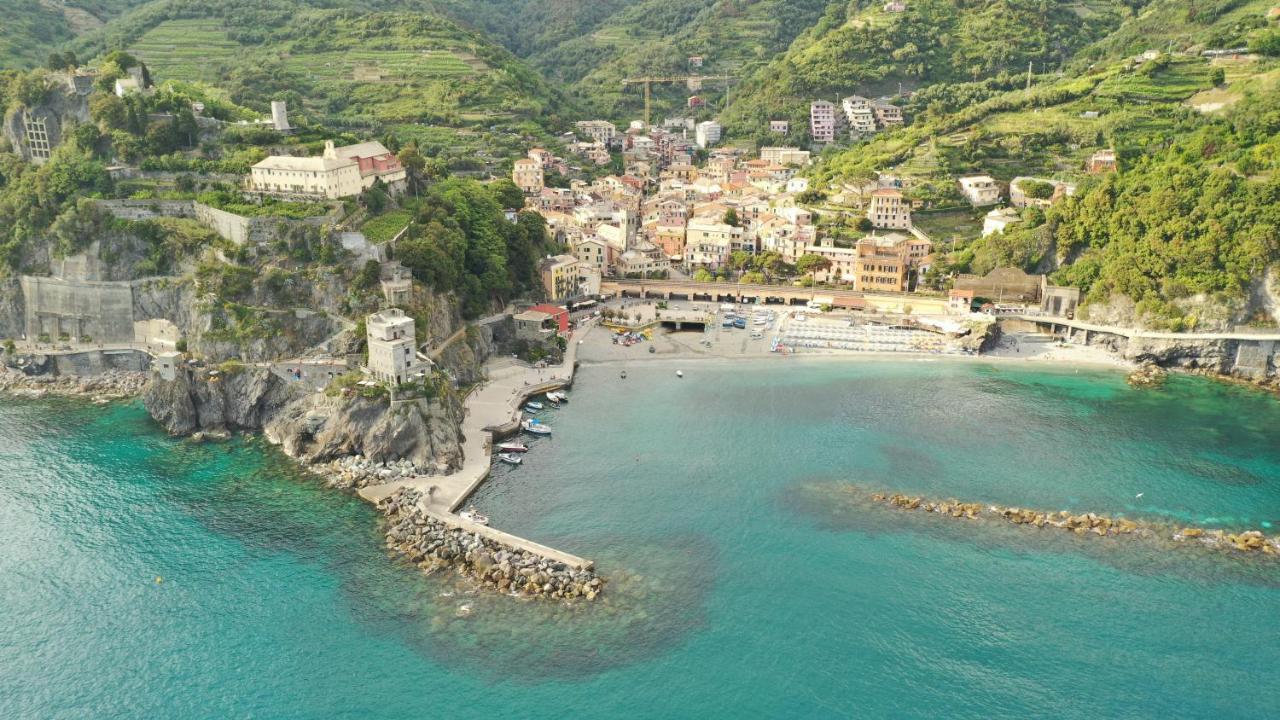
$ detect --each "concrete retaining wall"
[52,349,151,375]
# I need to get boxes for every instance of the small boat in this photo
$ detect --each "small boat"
[676,370,684,378]
[497,453,523,465]
[620,370,627,379]
[460,507,490,525]
[521,419,552,435]
[498,442,528,453]
[523,405,541,414]
[545,391,566,403]
[525,401,544,410]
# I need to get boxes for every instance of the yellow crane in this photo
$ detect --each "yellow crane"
[621,75,734,126]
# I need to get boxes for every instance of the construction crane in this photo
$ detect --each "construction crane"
[621,75,734,127]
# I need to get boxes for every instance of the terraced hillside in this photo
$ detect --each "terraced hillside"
[0,0,148,69]
[440,0,840,121]
[719,0,1133,142]
[76,0,573,137]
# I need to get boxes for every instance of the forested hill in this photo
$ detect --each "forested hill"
[69,0,575,135]
[435,0,841,120]
[0,0,151,70]
[720,0,1133,141]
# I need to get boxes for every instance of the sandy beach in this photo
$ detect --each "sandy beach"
[576,304,1131,371]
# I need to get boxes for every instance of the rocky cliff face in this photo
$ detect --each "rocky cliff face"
[265,392,464,473]
[142,367,302,436]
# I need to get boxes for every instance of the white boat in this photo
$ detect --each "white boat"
[523,405,541,414]
[521,419,552,435]
[497,453,523,465]
[497,442,528,453]
[525,401,544,410]
[460,507,489,525]
[545,391,566,403]
[676,370,684,378]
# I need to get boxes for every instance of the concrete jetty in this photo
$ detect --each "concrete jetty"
[359,321,594,571]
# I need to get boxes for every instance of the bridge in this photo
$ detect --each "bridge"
[600,279,949,315]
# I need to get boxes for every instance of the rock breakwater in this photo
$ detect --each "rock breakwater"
[870,490,1279,556]
[0,368,147,399]
[379,488,606,601]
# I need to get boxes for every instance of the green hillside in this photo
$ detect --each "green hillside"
[0,0,148,69]
[720,0,1133,142]
[75,0,574,136]
[439,0,840,121]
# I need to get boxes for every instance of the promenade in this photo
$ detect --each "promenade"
[358,321,593,570]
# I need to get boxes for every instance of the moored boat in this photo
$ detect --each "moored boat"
[497,453,523,465]
[460,507,489,525]
[521,419,552,435]
[497,442,528,453]
[525,401,544,410]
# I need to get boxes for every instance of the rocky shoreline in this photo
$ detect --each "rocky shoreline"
[869,490,1279,557]
[0,368,148,400]
[378,488,606,601]
[309,454,422,490]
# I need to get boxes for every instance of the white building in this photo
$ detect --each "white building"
[841,96,877,135]
[686,220,747,268]
[366,308,421,385]
[695,121,722,149]
[982,207,1024,237]
[575,120,618,146]
[249,141,364,199]
[958,175,1001,206]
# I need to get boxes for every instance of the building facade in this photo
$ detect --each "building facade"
[867,188,912,229]
[249,141,364,199]
[366,308,419,385]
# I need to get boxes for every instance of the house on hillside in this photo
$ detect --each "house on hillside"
[810,101,841,144]
[1009,177,1075,209]
[513,158,543,195]
[1087,149,1117,173]
[982,207,1023,236]
[867,188,912,229]
[957,175,1001,206]
[770,120,790,135]
[331,141,407,193]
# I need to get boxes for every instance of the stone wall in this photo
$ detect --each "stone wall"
[95,199,339,246]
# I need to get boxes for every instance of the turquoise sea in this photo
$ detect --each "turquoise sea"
[2,359,1279,719]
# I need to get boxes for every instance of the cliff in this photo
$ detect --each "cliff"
[265,392,464,473]
[142,366,301,436]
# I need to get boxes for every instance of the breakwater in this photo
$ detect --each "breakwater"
[378,488,605,600]
[864,488,1279,557]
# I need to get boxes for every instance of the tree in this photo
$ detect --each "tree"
[693,267,713,282]
[723,208,739,226]
[489,178,524,209]
[854,216,873,232]
[1209,67,1225,87]
[796,254,833,283]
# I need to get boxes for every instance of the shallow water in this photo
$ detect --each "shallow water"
[2,360,1278,718]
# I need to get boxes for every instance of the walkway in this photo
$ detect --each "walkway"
[1012,315,1280,342]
